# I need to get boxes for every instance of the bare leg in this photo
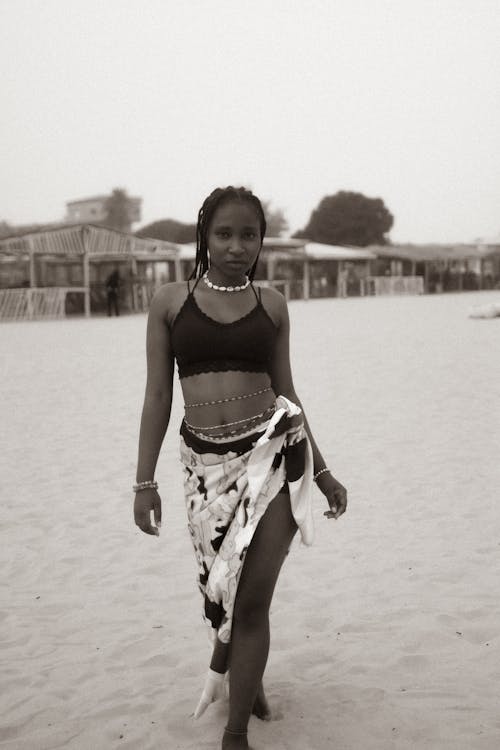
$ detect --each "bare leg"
[209,639,270,719]
[222,488,297,749]
[209,634,270,720]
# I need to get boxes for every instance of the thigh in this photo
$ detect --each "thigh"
[234,487,297,618]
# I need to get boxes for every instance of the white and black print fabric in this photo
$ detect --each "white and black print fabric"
[180,396,314,645]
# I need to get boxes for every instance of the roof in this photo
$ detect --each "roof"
[367,243,497,261]
[263,237,306,249]
[66,195,141,206]
[0,224,180,258]
[303,242,376,260]
[178,244,196,261]
[66,196,109,206]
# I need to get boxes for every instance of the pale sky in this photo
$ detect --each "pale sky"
[1,0,499,243]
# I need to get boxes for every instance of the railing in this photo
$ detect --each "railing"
[256,279,291,301]
[364,276,424,296]
[0,287,86,321]
[129,279,291,312]
[130,282,161,312]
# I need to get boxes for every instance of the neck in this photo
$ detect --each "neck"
[206,268,249,286]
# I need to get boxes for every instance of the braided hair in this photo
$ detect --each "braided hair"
[190,186,267,281]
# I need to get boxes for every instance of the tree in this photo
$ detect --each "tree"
[0,221,13,239]
[261,200,288,237]
[294,191,393,246]
[103,188,134,233]
[136,219,197,244]
[135,198,289,243]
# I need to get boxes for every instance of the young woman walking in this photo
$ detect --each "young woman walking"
[134,186,347,749]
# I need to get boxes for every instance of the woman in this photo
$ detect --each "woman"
[134,186,347,749]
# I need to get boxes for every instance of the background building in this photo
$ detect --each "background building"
[65,194,142,231]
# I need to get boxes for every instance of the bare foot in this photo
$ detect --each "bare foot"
[221,729,249,749]
[252,682,272,721]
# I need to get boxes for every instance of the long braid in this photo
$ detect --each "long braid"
[190,186,267,281]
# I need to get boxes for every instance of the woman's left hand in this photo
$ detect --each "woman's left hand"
[316,472,348,520]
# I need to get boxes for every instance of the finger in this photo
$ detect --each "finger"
[138,524,159,536]
[333,491,347,518]
[135,514,159,536]
[153,499,162,528]
[324,490,346,520]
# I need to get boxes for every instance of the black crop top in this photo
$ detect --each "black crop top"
[170,280,279,379]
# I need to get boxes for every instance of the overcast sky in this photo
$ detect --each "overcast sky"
[2,0,499,243]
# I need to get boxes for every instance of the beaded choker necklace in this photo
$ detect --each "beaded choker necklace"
[203,270,250,293]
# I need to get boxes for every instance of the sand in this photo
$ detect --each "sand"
[1,290,499,750]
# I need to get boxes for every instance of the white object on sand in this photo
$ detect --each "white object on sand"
[469,302,500,319]
[194,668,227,719]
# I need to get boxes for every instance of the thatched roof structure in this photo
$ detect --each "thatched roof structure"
[366,243,499,262]
[0,224,181,260]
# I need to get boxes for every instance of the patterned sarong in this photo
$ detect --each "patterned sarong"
[180,396,314,644]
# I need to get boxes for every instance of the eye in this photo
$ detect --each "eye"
[244,231,257,239]
[217,230,230,239]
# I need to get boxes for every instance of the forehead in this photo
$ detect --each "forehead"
[210,200,260,227]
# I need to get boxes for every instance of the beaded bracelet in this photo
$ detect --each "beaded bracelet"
[133,480,158,493]
[313,468,330,482]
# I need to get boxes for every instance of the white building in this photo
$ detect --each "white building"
[65,194,142,229]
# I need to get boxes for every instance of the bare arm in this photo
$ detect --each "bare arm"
[267,289,347,519]
[134,287,175,535]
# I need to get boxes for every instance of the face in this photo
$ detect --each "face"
[207,200,262,281]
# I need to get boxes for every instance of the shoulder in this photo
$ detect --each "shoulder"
[258,284,288,329]
[149,281,190,327]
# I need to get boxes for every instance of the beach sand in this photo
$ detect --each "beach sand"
[1,290,499,750]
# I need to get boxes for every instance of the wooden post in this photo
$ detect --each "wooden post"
[303,258,310,300]
[174,255,182,282]
[423,262,429,293]
[27,236,36,288]
[81,227,91,317]
[26,289,34,319]
[266,255,274,284]
[338,261,345,298]
[130,256,138,312]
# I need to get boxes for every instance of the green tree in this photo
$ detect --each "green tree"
[262,200,288,237]
[136,219,197,243]
[294,191,393,246]
[103,188,134,233]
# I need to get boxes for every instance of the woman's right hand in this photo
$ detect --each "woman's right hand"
[134,489,162,536]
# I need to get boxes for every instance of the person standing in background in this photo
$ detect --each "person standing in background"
[106,268,120,316]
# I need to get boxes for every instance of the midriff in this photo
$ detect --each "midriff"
[181,371,276,436]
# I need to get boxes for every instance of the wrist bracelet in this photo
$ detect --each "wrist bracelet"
[133,480,158,493]
[313,468,330,482]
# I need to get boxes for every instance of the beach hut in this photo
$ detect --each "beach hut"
[0,224,182,320]
[259,239,376,299]
[175,239,377,300]
[366,243,500,294]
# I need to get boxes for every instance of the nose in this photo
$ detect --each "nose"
[229,241,245,257]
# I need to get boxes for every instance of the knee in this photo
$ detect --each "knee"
[233,590,270,629]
